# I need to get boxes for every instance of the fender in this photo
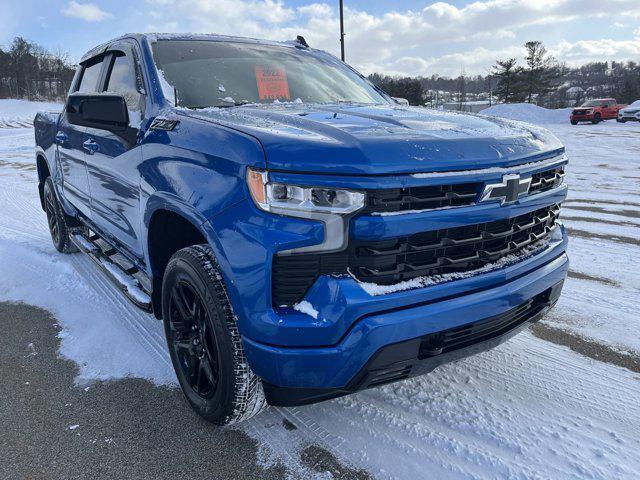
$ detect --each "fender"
[141,191,239,311]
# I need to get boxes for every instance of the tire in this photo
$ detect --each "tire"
[43,177,79,253]
[162,244,267,425]
[592,113,602,124]
[570,120,578,125]
[617,118,626,123]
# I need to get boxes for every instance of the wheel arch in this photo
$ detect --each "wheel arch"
[36,150,51,210]
[144,196,232,320]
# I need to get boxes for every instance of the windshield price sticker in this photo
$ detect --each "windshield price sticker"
[255,66,291,101]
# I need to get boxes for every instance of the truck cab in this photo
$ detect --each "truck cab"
[34,33,568,425]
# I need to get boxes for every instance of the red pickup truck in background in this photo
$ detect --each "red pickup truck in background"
[570,99,626,124]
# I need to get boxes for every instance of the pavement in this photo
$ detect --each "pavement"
[0,301,336,480]
[2,299,638,480]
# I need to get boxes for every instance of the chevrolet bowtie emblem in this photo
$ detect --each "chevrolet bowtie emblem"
[480,174,532,204]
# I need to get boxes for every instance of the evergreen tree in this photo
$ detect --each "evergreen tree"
[619,79,640,104]
[368,74,425,106]
[492,58,524,103]
[523,41,562,105]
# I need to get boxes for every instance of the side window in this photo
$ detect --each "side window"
[77,59,104,93]
[105,53,141,110]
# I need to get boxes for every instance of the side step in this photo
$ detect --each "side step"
[70,232,153,312]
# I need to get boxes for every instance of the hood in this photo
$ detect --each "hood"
[182,104,564,175]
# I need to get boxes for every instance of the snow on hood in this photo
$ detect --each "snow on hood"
[179,103,564,175]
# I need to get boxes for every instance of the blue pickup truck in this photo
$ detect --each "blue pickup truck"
[34,33,568,425]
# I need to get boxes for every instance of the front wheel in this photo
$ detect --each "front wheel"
[592,113,602,124]
[162,244,267,425]
[570,120,578,125]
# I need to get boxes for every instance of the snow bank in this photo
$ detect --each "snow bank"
[0,99,62,127]
[480,103,572,125]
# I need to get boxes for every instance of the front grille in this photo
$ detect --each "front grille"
[363,182,481,214]
[273,204,559,306]
[529,167,564,194]
[350,204,559,284]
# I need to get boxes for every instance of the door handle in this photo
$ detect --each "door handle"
[55,131,67,144]
[83,139,99,154]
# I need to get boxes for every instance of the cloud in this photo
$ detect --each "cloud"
[61,1,113,22]
[137,0,640,76]
[551,38,640,65]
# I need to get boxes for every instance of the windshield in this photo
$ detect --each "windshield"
[581,100,603,107]
[152,40,388,108]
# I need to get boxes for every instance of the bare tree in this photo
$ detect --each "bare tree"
[0,37,75,101]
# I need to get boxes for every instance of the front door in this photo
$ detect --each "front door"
[57,56,106,219]
[601,101,615,119]
[83,46,145,261]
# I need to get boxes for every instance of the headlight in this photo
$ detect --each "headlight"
[247,168,365,253]
[247,168,364,215]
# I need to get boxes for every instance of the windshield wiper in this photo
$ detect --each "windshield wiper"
[217,98,251,108]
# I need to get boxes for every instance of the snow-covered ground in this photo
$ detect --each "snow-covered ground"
[482,104,640,356]
[1,100,639,479]
[0,99,62,128]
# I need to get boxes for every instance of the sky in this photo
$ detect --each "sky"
[1,0,639,77]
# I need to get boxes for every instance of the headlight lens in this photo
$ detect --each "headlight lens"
[248,168,365,215]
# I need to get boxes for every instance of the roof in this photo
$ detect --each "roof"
[80,32,309,63]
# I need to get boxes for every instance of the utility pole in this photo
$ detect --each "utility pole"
[339,0,345,61]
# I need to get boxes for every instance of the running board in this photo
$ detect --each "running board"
[70,232,153,312]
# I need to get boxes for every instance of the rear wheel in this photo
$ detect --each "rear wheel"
[570,120,578,125]
[43,177,78,253]
[162,244,267,425]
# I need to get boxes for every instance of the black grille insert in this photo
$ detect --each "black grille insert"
[350,204,559,285]
[363,182,481,214]
[272,204,559,306]
[529,167,564,195]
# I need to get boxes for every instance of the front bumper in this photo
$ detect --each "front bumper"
[242,226,568,399]
[262,278,565,406]
[570,113,594,122]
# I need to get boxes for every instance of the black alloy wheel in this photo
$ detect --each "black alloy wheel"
[168,280,220,399]
[161,245,267,425]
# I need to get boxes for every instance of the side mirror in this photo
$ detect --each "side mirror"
[67,93,129,132]
[392,97,410,106]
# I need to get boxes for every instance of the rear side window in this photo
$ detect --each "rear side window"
[105,53,141,110]
[77,60,104,92]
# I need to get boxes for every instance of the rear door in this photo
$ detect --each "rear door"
[601,100,615,119]
[57,56,107,218]
[83,42,146,260]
